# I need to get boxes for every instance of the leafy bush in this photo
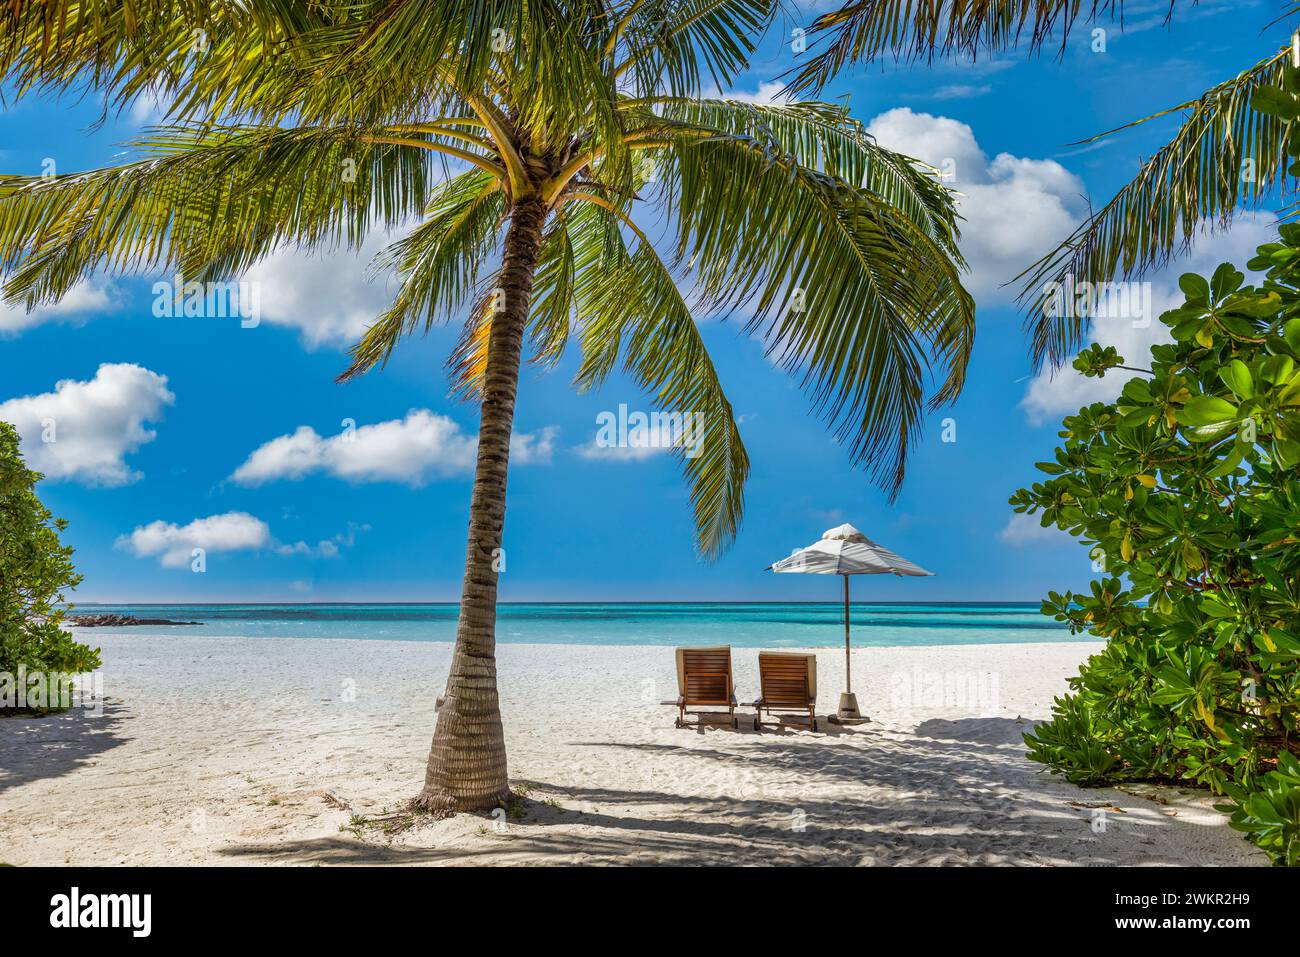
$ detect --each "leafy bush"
[1222,752,1300,866]
[1010,230,1300,865]
[0,420,99,711]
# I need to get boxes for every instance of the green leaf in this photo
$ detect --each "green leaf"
[1284,318,1300,355]
[1176,395,1239,427]
[1260,354,1294,385]
[0,423,97,686]
[1178,273,1211,302]
[1207,444,1245,477]
[1210,262,1244,299]
[1249,84,1299,121]
[1201,597,1235,619]
[1274,437,1300,469]
[1218,359,1254,399]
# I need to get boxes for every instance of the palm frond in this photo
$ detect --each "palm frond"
[341,168,505,381]
[640,97,965,262]
[0,1,319,117]
[527,217,578,368]
[0,122,450,306]
[645,109,975,494]
[567,200,750,558]
[613,0,777,98]
[1019,47,1294,366]
[789,0,1164,94]
[445,293,500,398]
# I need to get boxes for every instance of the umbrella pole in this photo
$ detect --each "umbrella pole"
[836,574,864,722]
[843,574,851,694]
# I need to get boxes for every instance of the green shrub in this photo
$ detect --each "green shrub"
[1010,229,1300,865]
[0,420,99,712]
[1220,752,1300,866]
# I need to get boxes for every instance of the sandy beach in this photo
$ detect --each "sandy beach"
[0,634,1266,866]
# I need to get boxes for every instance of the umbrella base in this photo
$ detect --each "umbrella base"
[830,692,870,725]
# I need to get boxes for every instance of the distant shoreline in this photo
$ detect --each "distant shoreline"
[62,631,1087,651]
[63,599,1047,607]
[57,601,1071,648]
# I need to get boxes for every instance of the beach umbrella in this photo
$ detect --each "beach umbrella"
[768,523,933,723]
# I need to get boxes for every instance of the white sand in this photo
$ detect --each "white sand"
[0,633,1266,866]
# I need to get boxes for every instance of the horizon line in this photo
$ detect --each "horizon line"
[66,599,1045,606]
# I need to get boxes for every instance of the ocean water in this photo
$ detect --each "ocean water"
[66,602,1073,648]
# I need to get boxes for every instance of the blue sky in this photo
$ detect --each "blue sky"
[0,0,1288,602]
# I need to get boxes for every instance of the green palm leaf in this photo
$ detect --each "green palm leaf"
[1020,47,1294,365]
[648,113,975,492]
[0,123,448,305]
[565,201,750,558]
[788,0,1155,94]
[342,168,505,381]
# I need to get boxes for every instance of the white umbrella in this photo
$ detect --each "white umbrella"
[768,523,933,723]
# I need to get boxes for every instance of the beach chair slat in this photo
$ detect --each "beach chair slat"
[753,652,818,730]
[670,646,738,728]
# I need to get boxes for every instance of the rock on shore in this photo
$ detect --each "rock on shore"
[67,614,202,627]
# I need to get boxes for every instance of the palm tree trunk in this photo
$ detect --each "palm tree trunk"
[412,194,547,815]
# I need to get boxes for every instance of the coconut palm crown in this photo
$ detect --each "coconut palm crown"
[0,0,975,812]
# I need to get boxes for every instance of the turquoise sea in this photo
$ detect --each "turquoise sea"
[66,602,1074,647]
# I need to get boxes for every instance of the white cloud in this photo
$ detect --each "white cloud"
[715,80,792,105]
[230,410,557,486]
[865,107,1086,300]
[0,363,174,485]
[2,225,422,350]
[930,84,992,100]
[118,512,271,568]
[240,231,401,348]
[861,109,1281,430]
[999,512,1071,547]
[579,440,665,462]
[117,512,368,568]
[809,507,845,526]
[127,87,169,126]
[272,519,370,560]
[510,425,559,465]
[0,279,117,336]
[1020,213,1278,425]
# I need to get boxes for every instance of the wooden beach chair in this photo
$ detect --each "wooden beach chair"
[748,652,818,731]
[666,646,738,729]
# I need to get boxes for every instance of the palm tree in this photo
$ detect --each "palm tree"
[789,0,1300,365]
[0,0,975,814]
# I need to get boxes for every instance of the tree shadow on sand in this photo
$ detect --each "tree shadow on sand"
[914,716,1038,744]
[214,717,1263,866]
[0,702,130,793]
